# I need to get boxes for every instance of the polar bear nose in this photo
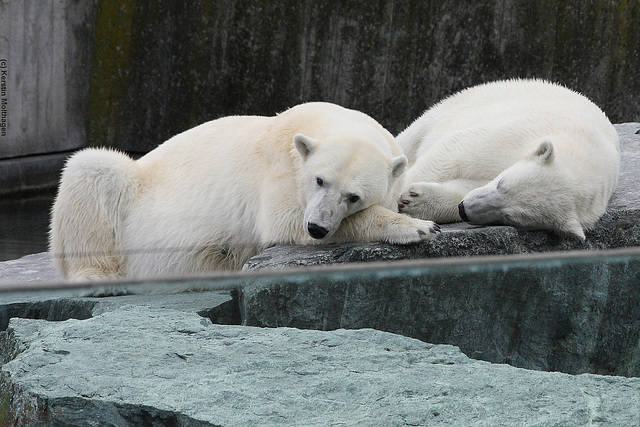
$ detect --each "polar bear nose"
[307,222,329,239]
[458,201,469,222]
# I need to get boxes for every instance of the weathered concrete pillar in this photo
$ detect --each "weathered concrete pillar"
[0,0,98,195]
[0,1,97,157]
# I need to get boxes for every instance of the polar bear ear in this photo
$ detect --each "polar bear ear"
[534,141,555,164]
[390,155,408,180]
[293,133,318,160]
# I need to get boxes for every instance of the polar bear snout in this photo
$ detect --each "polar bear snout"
[458,201,469,222]
[307,222,329,239]
[457,185,507,226]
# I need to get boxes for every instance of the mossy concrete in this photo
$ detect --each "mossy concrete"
[86,1,640,152]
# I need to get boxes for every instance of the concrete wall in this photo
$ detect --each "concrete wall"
[0,0,97,158]
[88,0,640,152]
[1,0,640,192]
[0,0,97,195]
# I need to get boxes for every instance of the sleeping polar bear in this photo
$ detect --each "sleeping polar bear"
[397,79,620,240]
[50,102,440,280]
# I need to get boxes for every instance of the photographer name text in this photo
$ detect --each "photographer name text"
[0,59,7,137]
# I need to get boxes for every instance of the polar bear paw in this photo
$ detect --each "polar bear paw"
[398,181,464,224]
[398,183,442,219]
[386,216,441,244]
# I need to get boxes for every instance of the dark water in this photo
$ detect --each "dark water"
[0,194,54,261]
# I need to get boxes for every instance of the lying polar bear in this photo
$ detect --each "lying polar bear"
[397,79,620,240]
[50,102,439,280]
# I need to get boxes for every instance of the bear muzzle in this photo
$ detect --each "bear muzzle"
[307,222,329,239]
[458,201,469,222]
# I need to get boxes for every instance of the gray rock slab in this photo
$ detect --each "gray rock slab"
[240,248,640,377]
[242,211,640,270]
[2,305,640,426]
[0,252,58,283]
[0,252,236,329]
[0,287,234,332]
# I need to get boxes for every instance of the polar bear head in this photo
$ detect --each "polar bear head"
[458,141,586,240]
[294,133,407,240]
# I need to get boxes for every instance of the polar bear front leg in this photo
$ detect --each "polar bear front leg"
[398,179,489,223]
[336,204,441,244]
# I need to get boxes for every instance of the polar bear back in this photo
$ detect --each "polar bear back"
[130,104,401,245]
[397,79,620,238]
[122,102,406,276]
[399,79,619,185]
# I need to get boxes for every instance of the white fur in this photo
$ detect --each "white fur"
[50,102,439,280]
[397,79,620,240]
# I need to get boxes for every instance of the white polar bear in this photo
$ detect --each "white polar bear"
[397,79,620,240]
[50,102,440,280]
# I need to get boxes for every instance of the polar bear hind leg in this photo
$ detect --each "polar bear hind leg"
[50,148,139,280]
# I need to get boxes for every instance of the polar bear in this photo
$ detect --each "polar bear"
[50,102,440,280]
[397,79,620,240]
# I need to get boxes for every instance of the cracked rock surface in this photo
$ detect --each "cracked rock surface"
[2,306,640,426]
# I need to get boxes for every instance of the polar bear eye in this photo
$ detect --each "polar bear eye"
[316,177,324,187]
[349,194,360,203]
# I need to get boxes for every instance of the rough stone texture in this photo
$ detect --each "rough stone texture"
[2,306,639,427]
[243,211,640,270]
[0,285,233,331]
[88,1,640,152]
[240,248,640,377]
[0,253,58,283]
